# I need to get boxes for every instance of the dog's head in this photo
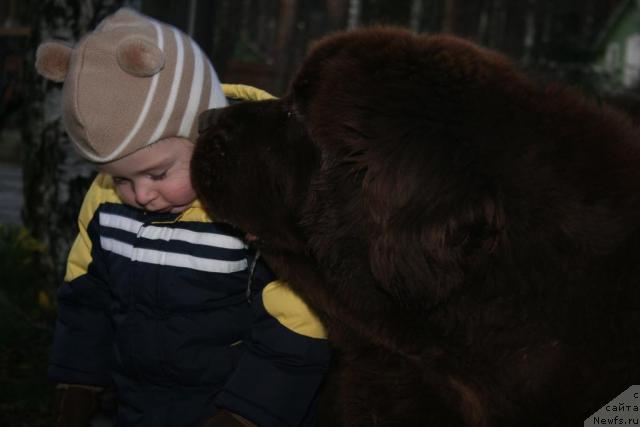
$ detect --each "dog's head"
[191,98,319,253]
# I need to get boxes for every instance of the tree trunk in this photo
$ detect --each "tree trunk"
[441,0,456,33]
[273,0,298,93]
[347,0,361,29]
[21,0,129,290]
[210,0,244,81]
[326,0,349,30]
[409,0,424,32]
[522,0,537,64]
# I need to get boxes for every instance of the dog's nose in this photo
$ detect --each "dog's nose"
[198,108,225,133]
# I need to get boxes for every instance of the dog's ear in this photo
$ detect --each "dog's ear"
[367,169,505,307]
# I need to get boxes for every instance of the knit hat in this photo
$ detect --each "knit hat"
[35,8,227,163]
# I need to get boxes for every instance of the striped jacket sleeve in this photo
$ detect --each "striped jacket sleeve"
[215,255,331,427]
[48,174,115,386]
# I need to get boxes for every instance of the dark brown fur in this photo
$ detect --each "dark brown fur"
[192,27,640,426]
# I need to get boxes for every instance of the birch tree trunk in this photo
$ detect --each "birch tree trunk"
[21,0,130,290]
[347,0,361,29]
[409,0,424,33]
[522,0,537,64]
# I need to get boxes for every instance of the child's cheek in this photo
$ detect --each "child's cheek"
[115,185,137,208]
[169,177,197,203]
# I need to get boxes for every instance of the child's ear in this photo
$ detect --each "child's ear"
[35,41,72,83]
[116,37,164,77]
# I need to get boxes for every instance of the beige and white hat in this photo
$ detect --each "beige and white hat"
[35,7,227,163]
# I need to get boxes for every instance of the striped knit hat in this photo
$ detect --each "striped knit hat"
[35,8,227,163]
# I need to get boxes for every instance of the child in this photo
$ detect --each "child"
[35,8,329,427]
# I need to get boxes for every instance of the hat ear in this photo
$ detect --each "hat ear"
[35,41,72,83]
[116,37,164,77]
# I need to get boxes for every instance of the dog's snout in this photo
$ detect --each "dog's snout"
[212,136,226,157]
[198,108,225,133]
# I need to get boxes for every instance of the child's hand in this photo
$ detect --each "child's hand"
[197,409,256,427]
[53,384,102,427]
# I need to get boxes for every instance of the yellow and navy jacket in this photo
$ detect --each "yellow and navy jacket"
[48,85,330,427]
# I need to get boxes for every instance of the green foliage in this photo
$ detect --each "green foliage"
[0,225,49,307]
[0,225,55,426]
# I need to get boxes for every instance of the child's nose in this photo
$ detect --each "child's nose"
[134,183,157,207]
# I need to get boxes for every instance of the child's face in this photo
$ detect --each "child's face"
[100,137,197,213]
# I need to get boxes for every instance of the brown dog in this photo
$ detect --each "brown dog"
[192,27,640,426]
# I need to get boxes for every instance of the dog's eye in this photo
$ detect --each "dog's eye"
[285,104,302,120]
